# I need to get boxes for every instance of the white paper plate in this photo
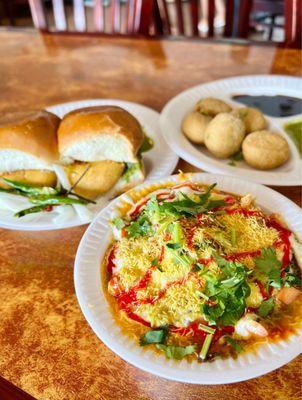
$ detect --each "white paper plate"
[160,75,302,186]
[0,99,178,231]
[74,173,302,384]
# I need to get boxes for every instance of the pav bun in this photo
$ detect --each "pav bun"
[232,107,267,134]
[204,113,245,158]
[65,160,125,199]
[242,130,290,170]
[195,97,232,116]
[182,111,211,144]
[0,110,60,187]
[58,106,144,164]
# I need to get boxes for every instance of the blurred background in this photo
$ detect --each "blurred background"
[0,0,300,46]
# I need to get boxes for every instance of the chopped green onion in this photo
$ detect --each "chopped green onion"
[198,323,216,334]
[199,333,214,360]
[196,290,209,301]
[231,229,237,246]
[172,221,182,243]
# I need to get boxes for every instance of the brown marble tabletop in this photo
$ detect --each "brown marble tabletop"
[0,29,301,400]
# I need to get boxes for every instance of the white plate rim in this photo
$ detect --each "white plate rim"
[0,99,178,231]
[74,172,302,385]
[160,75,302,186]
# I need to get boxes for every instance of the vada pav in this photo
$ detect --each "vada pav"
[181,111,211,144]
[57,105,146,199]
[204,113,245,158]
[242,130,290,170]
[232,107,267,134]
[195,97,232,116]
[0,110,60,189]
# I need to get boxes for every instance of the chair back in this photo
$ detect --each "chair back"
[28,0,153,34]
[238,0,301,47]
[153,0,235,38]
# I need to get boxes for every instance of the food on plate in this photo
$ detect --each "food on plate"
[65,160,125,199]
[0,106,153,218]
[0,178,95,217]
[204,113,245,158]
[0,110,60,189]
[181,112,211,144]
[58,106,147,199]
[195,97,232,116]
[182,97,292,170]
[232,107,267,134]
[242,131,290,170]
[104,180,302,362]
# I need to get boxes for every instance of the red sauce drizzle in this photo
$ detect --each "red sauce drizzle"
[187,226,197,249]
[118,266,155,310]
[255,280,268,300]
[268,219,291,269]
[225,249,261,261]
[197,257,214,266]
[129,198,149,219]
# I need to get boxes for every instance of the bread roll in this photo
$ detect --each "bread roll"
[58,106,144,164]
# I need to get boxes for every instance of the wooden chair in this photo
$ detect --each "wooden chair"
[152,0,236,38]
[238,0,301,47]
[28,0,153,35]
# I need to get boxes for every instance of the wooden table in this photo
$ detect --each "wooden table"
[0,29,301,400]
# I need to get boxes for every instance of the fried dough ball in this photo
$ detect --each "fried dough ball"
[204,113,245,158]
[242,130,290,170]
[181,111,212,144]
[195,97,232,116]
[232,107,267,133]
[65,160,124,199]
[0,169,57,189]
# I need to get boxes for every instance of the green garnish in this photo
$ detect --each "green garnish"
[165,245,192,267]
[198,323,216,334]
[228,150,244,167]
[156,344,197,360]
[225,336,242,353]
[157,184,225,217]
[200,258,250,326]
[138,133,154,157]
[122,162,141,183]
[258,298,275,317]
[2,178,58,196]
[172,221,183,244]
[255,247,282,288]
[2,178,96,218]
[140,327,168,346]
[199,333,213,360]
[284,119,302,157]
[125,215,152,238]
[112,217,126,229]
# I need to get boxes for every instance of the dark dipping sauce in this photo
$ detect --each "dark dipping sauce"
[232,95,302,117]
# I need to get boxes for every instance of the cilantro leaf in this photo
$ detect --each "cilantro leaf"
[255,247,282,288]
[125,215,152,238]
[157,184,225,217]
[156,344,197,360]
[140,327,168,346]
[200,259,250,326]
[258,298,275,317]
